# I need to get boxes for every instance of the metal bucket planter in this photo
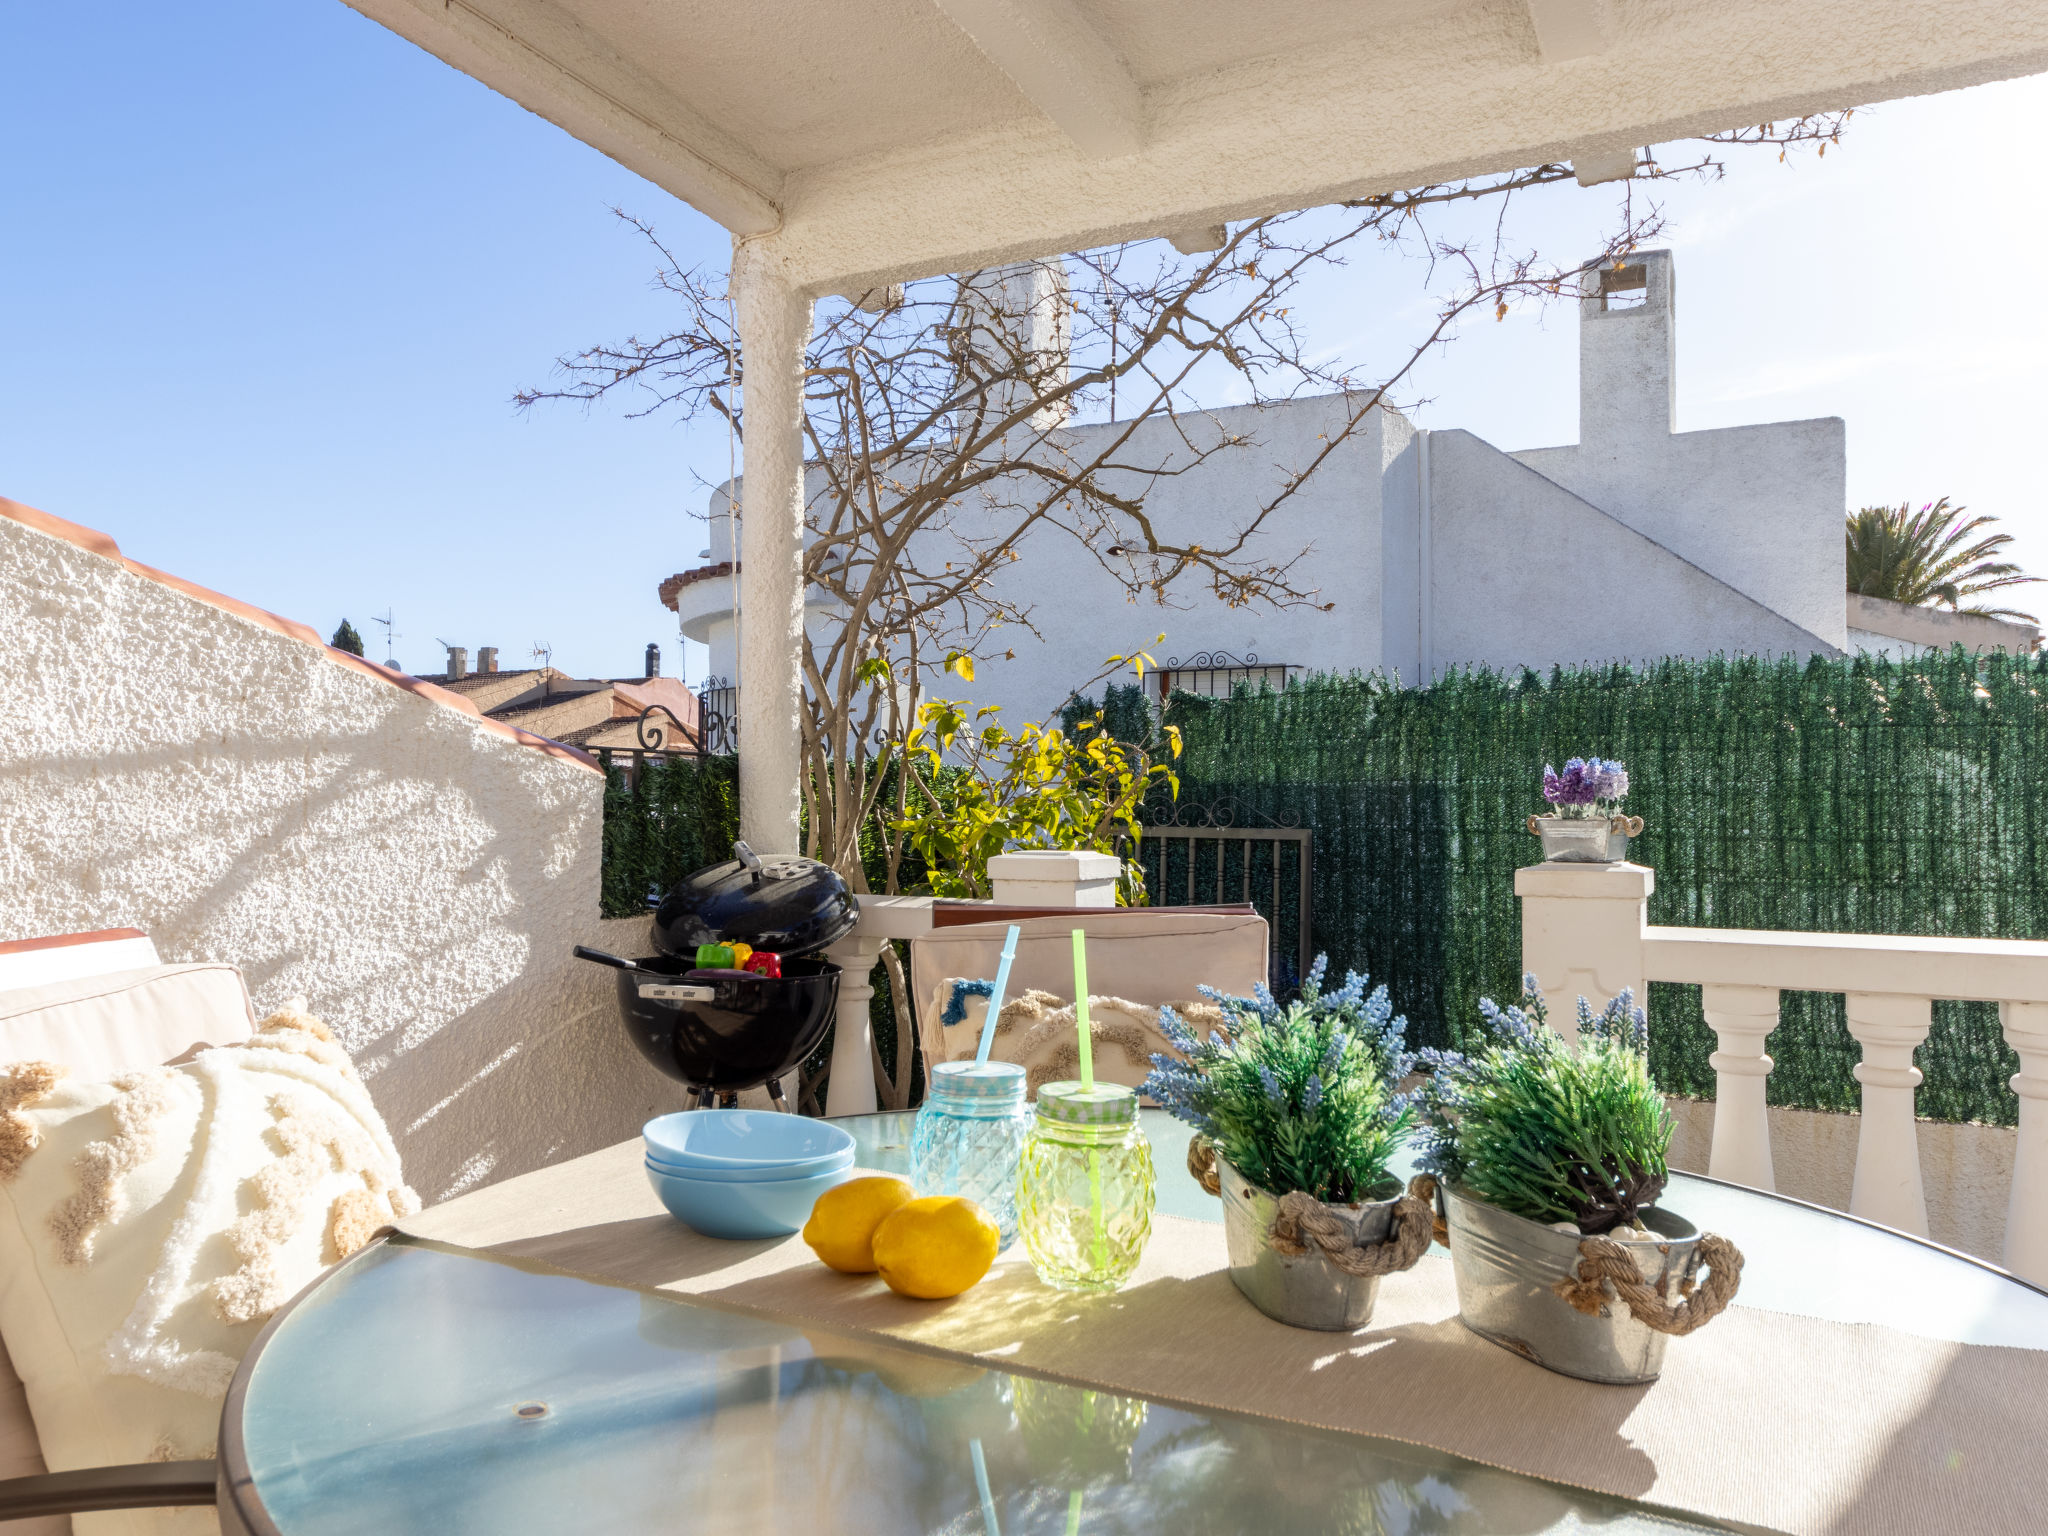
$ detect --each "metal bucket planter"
[1218,1158,1406,1330]
[1443,1186,1704,1385]
[1527,814,1642,864]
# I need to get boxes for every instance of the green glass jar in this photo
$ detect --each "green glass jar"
[1017,1082,1155,1292]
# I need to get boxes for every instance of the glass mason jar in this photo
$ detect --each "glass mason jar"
[1017,1081,1155,1292]
[910,1061,1032,1247]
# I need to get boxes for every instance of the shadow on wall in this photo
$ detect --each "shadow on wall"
[0,505,691,1201]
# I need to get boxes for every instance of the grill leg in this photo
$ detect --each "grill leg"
[766,1077,791,1113]
[692,1086,718,1111]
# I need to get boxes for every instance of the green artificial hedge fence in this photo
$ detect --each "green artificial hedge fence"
[1156,650,2048,1127]
[599,648,2044,1126]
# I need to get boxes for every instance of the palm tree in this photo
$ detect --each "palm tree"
[1845,498,2040,623]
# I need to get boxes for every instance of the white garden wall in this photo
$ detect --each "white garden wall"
[0,500,692,1202]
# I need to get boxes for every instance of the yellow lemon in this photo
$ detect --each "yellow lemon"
[871,1196,1001,1300]
[803,1176,916,1273]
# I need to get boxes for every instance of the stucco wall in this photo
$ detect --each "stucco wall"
[0,504,693,1202]
[1511,251,1847,648]
[1424,430,1835,673]
[695,395,1407,724]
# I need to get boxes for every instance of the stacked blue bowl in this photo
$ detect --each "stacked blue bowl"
[642,1110,857,1239]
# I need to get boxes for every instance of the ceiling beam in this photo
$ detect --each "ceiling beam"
[930,0,1144,159]
[772,0,2048,294]
[337,0,783,234]
[1525,0,1612,64]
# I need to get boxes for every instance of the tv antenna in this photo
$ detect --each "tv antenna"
[371,609,401,670]
[531,641,554,699]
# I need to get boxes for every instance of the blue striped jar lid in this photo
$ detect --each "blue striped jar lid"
[1035,1080,1138,1126]
[928,1060,1027,1101]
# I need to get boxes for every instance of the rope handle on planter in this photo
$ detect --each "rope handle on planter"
[1526,814,1644,836]
[1191,1140,1433,1277]
[1270,1190,1434,1277]
[1553,1232,1745,1335]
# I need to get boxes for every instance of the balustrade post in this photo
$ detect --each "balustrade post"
[1844,993,1932,1236]
[1702,983,1779,1191]
[1513,862,1651,1045]
[1999,1001,2048,1284]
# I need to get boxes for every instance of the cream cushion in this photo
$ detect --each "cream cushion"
[0,1007,416,1535]
[910,911,1269,1093]
[0,966,256,1089]
[0,962,255,1534]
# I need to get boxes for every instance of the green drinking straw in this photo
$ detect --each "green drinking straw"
[1072,929,1108,1274]
[970,1438,1000,1535]
[1071,929,1094,1090]
[974,925,1023,1065]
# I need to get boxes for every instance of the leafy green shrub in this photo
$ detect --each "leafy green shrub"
[1417,980,1671,1234]
[1144,956,1411,1204]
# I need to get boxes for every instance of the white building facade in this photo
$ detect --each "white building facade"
[668,249,1854,726]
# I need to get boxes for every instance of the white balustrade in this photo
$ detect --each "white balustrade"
[1516,861,2048,1281]
[1843,993,1933,1236]
[2000,1002,2048,1282]
[1701,983,1780,1192]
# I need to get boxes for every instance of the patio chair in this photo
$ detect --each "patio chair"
[0,930,250,1527]
[908,905,1269,1096]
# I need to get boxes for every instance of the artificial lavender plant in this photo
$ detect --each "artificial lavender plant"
[1414,978,1671,1234]
[1144,956,1412,1205]
[1540,756,1630,820]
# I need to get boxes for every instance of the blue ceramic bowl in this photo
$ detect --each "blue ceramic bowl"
[643,1148,854,1184]
[643,1159,853,1239]
[642,1109,855,1172]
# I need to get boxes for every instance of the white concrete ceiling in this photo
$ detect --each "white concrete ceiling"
[341,0,2048,290]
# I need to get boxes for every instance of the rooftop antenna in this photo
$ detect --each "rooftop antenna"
[531,641,554,700]
[371,609,401,670]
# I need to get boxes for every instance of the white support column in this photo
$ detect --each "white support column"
[1845,992,1932,1236]
[1701,983,1780,1191]
[1513,862,1651,1044]
[2000,1001,2048,1284]
[730,238,813,857]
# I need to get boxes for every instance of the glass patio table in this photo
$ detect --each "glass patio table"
[217,1112,2048,1535]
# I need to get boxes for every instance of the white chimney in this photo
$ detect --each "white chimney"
[1579,249,1675,449]
[950,259,1073,434]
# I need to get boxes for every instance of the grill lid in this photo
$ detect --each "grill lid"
[650,841,859,959]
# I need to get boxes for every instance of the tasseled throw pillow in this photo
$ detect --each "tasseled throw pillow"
[0,1003,417,1535]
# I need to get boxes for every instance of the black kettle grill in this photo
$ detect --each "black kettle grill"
[574,842,859,1110]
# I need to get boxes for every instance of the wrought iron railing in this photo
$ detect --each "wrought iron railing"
[1135,799,1314,994]
[699,678,738,755]
[1153,651,1297,701]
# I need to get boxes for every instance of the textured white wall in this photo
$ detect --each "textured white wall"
[0,506,692,1203]
[690,395,1406,725]
[1512,251,1848,648]
[1424,430,1836,672]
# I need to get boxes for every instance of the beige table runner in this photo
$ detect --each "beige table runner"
[400,1139,2048,1535]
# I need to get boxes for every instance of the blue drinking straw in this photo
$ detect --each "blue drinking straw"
[974,925,1023,1064]
[970,1437,1001,1534]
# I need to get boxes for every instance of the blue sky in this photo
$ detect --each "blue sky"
[7,4,2047,680]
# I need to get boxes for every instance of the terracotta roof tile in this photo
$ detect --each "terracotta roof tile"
[659,561,738,612]
[0,496,600,774]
